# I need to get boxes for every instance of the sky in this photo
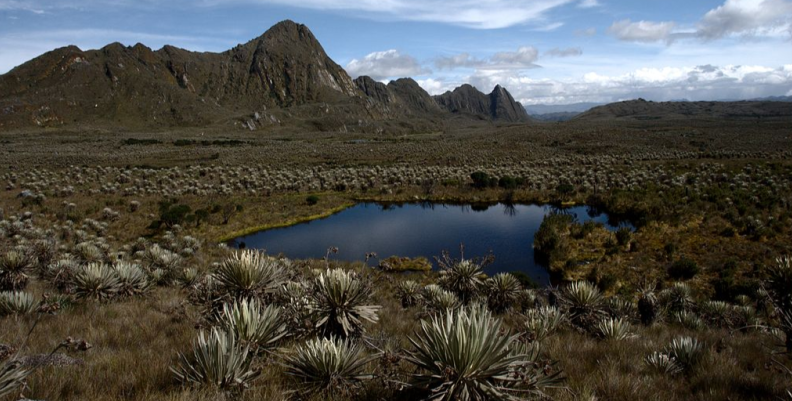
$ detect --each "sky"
[1,0,791,105]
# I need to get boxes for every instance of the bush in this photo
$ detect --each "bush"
[305,195,320,206]
[470,171,497,188]
[668,258,700,280]
[615,227,632,246]
[214,250,288,300]
[498,176,524,189]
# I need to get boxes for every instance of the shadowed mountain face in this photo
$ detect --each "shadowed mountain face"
[0,20,361,129]
[576,98,792,121]
[0,20,531,131]
[434,84,530,122]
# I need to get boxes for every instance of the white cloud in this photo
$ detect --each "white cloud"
[434,46,540,71]
[533,22,565,32]
[488,47,540,69]
[415,78,450,95]
[607,19,676,43]
[345,49,430,80]
[697,0,792,39]
[465,64,792,105]
[203,0,576,29]
[544,47,583,57]
[608,0,792,44]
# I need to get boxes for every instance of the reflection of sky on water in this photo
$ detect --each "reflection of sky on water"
[232,203,627,286]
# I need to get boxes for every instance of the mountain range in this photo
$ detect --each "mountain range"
[0,20,789,132]
[0,20,529,132]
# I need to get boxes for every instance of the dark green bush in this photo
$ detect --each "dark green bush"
[668,258,700,280]
[306,195,320,206]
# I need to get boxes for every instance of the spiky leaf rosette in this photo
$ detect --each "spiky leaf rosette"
[282,335,373,398]
[0,250,31,291]
[219,299,287,353]
[596,317,634,340]
[309,269,380,338]
[438,259,485,303]
[214,250,287,300]
[0,359,30,398]
[664,336,703,370]
[423,284,461,313]
[0,291,38,316]
[559,281,605,330]
[644,352,682,375]
[71,263,121,301]
[112,262,151,297]
[486,273,523,314]
[405,304,561,400]
[171,328,260,391]
[523,306,565,343]
[396,280,423,308]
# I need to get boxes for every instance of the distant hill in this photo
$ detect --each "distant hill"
[523,102,602,115]
[575,98,792,121]
[0,20,529,131]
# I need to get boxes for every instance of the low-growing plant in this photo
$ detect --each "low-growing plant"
[0,250,31,291]
[438,259,485,304]
[282,336,373,399]
[71,263,121,301]
[214,250,288,300]
[112,262,151,297]
[523,306,565,343]
[218,299,287,353]
[664,336,704,370]
[171,328,260,392]
[644,351,682,375]
[309,268,380,338]
[560,281,605,330]
[486,273,523,314]
[405,304,563,399]
[0,359,29,398]
[596,317,634,340]
[668,258,700,280]
[0,291,37,316]
[396,280,422,308]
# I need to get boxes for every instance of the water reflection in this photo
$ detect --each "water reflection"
[231,202,629,286]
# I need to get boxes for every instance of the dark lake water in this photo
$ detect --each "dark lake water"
[230,202,630,285]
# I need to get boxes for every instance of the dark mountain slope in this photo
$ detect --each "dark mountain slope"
[434,84,530,122]
[575,98,792,121]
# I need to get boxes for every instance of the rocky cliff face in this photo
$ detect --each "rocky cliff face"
[434,84,529,122]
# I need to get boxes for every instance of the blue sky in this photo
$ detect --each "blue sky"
[1,0,791,105]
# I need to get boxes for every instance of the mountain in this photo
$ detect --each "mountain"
[523,102,602,115]
[0,20,373,130]
[434,84,530,122]
[0,20,530,131]
[353,76,442,117]
[575,98,792,121]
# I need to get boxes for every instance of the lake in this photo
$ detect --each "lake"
[229,202,630,285]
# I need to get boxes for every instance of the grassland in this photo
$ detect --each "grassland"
[0,118,791,400]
